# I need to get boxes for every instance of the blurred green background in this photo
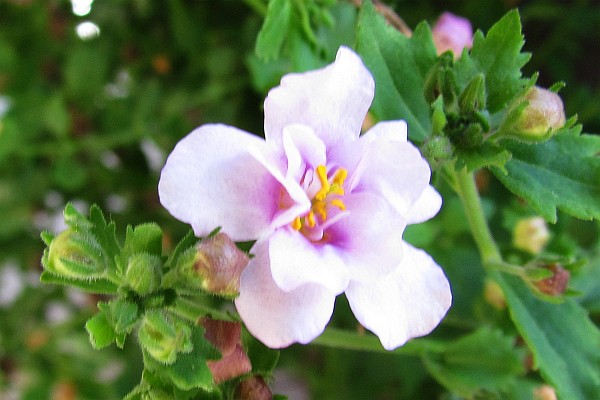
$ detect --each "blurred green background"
[0,0,598,398]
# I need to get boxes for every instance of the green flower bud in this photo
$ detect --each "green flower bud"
[509,86,566,141]
[138,311,192,365]
[125,253,161,295]
[458,74,486,113]
[43,229,104,279]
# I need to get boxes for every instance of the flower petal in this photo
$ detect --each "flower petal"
[345,242,452,350]
[235,240,336,348]
[351,130,433,219]
[326,193,405,284]
[282,124,326,182]
[269,228,349,294]
[406,185,442,224]
[159,124,278,241]
[264,47,374,148]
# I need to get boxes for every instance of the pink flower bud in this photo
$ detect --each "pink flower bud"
[194,233,249,296]
[535,264,570,297]
[516,86,566,139]
[200,318,252,384]
[235,376,273,400]
[432,12,474,57]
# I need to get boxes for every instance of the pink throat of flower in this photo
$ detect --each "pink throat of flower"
[291,164,347,232]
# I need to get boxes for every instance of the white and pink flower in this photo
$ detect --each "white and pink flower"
[158,47,451,350]
[432,12,474,57]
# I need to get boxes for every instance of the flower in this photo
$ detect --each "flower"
[159,47,451,350]
[432,12,474,57]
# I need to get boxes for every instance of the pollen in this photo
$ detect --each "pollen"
[291,164,348,231]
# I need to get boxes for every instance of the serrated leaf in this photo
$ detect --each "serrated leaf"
[124,223,163,257]
[86,312,117,349]
[455,10,530,113]
[422,327,524,396]
[255,0,292,61]
[494,272,600,400]
[356,1,437,142]
[490,133,600,223]
[39,271,118,294]
[456,141,512,172]
[165,230,198,270]
[98,299,139,335]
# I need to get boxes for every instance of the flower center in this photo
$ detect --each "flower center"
[291,165,347,231]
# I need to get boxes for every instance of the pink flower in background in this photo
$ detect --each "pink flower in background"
[432,12,474,57]
[159,47,451,350]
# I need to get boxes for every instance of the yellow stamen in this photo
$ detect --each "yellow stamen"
[333,168,347,186]
[314,165,330,201]
[330,198,346,211]
[313,202,327,221]
[292,216,302,231]
[307,211,316,228]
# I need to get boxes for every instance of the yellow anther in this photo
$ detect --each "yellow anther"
[291,217,302,231]
[313,202,327,221]
[307,211,316,228]
[333,168,347,186]
[330,198,346,211]
[316,165,330,190]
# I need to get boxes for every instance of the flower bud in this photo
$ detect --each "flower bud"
[43,229,103,279]
[534,384,557,400]
[192,233,249,297]
[513,86,566,140]
[432,12,474,57]
[234,376,272,400]
[534,263,570,297]
[513,216,550,255]
[138,311,192,364]
[125,253,161,295]
[200,317,252,384]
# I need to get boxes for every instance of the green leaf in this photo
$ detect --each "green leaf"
[454,10,530,113]
[255,0,293,61]
[422,327,524,396]
[86,312,117,349]
[490,133,600,223]
[39,271,118,294]
[494,272,600,400]
[456,141,512,172]
[356,1,437,142]
[124,223,163,257]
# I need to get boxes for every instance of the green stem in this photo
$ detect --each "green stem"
[169,297,236,324]
[452,167,502,265]
[312,327,446,355]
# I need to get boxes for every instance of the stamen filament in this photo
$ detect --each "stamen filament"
[330,198,346,211]
[307,211,316,228]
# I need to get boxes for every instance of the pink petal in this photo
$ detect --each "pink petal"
[432,12,474,56]
[264,47,374,149]
[326,193,405,284]
[268,228,349,294]
[235,240,336,348]
[351,130,433,219]
[406,185,442,224]
[345,243,452,350]
[159,124,279,241]
[282,124,326,182]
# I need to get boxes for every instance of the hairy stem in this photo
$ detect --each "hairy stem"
[453,168,502,265]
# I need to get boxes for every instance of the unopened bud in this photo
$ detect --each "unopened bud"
[138,311,192,364]
[125,253,161,295]
[193,233,249,297]
[200,317,252,384]
[534,264,570,296]
[513,216,550,255]
[483,280,506,310]
[432,12,474,57]
[514,86,566,140]
[234,376,273,400]
[534,384,557,400]
[43,229,103,279]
